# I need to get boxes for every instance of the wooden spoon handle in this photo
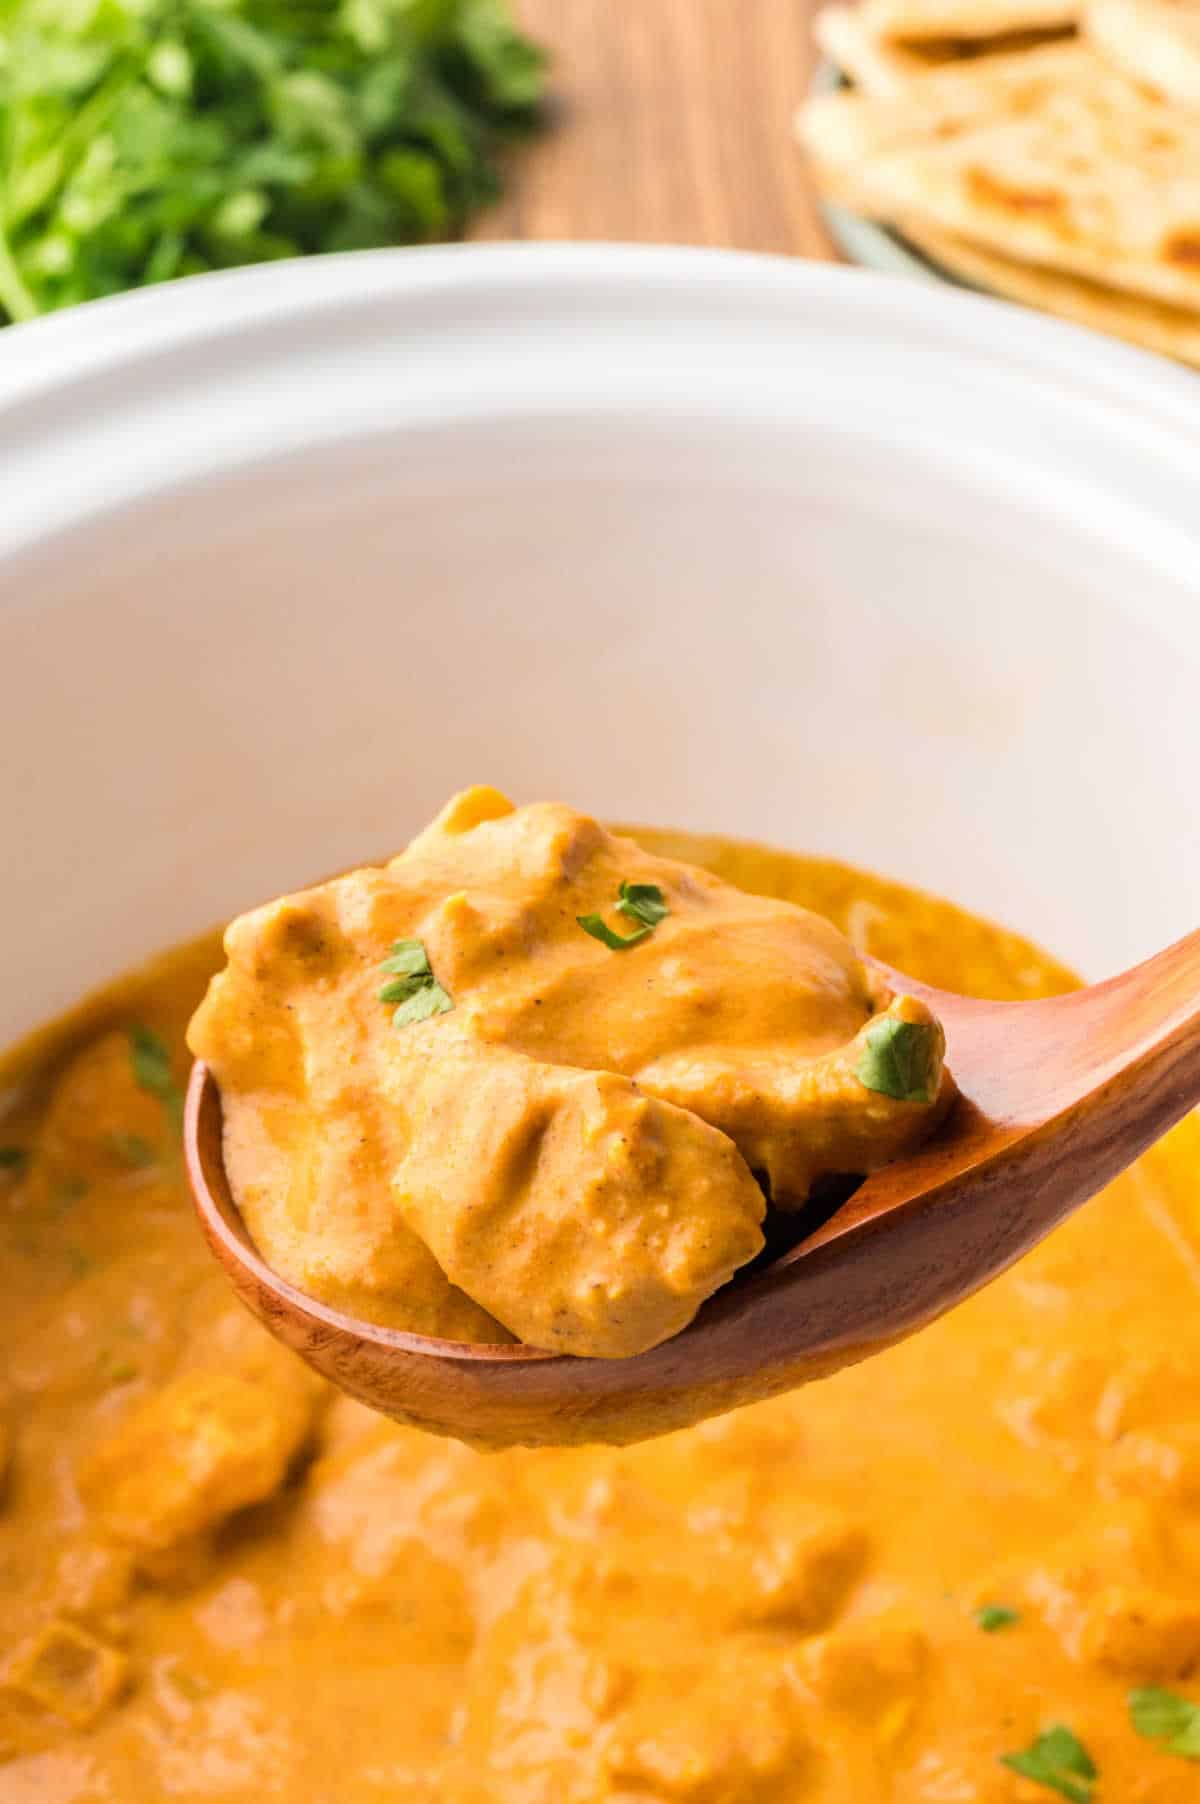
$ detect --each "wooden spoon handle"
[957,925,1200,1123]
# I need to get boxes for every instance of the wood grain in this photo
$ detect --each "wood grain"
[472,0,835,256]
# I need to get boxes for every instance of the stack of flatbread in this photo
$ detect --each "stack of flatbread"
[797,0,1200,366]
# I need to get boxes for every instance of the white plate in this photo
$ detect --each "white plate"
[2,245,1199,1047]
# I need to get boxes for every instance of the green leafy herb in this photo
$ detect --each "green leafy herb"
[99,1353,139,1384]
[1000,1725,1097,1803]
[0,1145,27,1172]
[579,880,671,952]
[379,940,435,979]
[392,979,454,1025]
[0,0,548,326]
[577,914,652,951]
[855,1016,940,1104]
[975,1603,1020,1633]
[128,1025,173,1095]
[1129,1686,1200,1760]
[616,881,669,929]
[129,1025,184,1136]
[377,939,453,1027]
[108,1132,157,1170]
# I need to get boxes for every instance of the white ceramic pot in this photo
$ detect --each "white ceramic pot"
[3,245,1199,1050]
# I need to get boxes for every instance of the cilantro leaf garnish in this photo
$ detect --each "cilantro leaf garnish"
[975,1603,1020,1633]
[129,1025,173,1097]
[1130,1685,1200,1760]
[579,880,670,951]
[616,881,669,929]
[855,1016,940,1103]
[379,941,435,980]
[1000,1724,1096,1802]
[128,1025,184,1138]
[378,939,453,1027]
[392,980,455,1026]
[0,0,548,326]
[577,914,653,951]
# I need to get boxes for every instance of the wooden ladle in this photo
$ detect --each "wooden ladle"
[185,928,1200,1448]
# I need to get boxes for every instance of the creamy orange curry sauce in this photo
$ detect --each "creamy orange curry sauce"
[2,828,1198,1800]
[188,790,949,1359]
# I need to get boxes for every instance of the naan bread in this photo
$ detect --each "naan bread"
[1087,0,1200,108]
[802,42,1090,164]
[800,45,1200,311]
[906,227,1200,365]
[858,0,1077,40]
[816,6,1077,94]
[815,5,956,95]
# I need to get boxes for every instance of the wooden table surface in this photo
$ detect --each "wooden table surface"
[476,0,834,258]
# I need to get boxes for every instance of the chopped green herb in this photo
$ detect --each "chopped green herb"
[129,1024,173,1095]
[377,940,453,1028]
[108,1132,157,1170]
[100,1355,139,1384]
[0,1145,27,1172]
[379,939,433,979]
[577,914,652,951]
[616,881,670,929]
[0,0,548,327]
[1000,1725,1096,1803]
[855,1015,940,1104]
[1129,1686,1200,1760]
[579,880,671,952]
[128,1025,184,1136]
[975,1604,1020,1633]
[392,980,454,1026]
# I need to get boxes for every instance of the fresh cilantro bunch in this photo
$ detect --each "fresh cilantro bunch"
[0,0,547,322]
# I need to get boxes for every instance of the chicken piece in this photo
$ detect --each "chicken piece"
[453,1554,815,1804]
[1106,1427,1200,1506]
[801,1614,930,1741]
[189,790,950,1356]
[193,888,509,1346]
[603,1658,814,1801]
[1029,1500,1200,1679]
[77,1368,317,1555]
[729,1509,869,1632]
[1077,1586,1200,1680]
[216,1089,511,1345]
[35,1028,175,1182]
[389,792,951,1205]
[1,1618,128,1728]
[389,1043,766,1357]
[637,992,947,1204]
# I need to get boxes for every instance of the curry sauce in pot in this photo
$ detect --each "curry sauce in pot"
[2,829,1198,1802]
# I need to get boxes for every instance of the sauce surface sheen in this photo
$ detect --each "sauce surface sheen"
[2,827,1197,1801]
